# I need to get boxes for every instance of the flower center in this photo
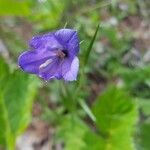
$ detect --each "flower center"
[56,50,67,59]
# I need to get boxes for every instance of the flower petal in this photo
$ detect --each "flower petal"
[63,57,79,81]
[18,49,56,74]
[55,29,76,43]
[38,58,62,81]
[54,29,79,57]
[67,32,80,57]
[29,33,63,50]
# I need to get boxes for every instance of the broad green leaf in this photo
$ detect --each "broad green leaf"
[0,58,39,150]
[0,57,9,88]
[56,115,87,150]
[83,129,105,150]
[138,121,150,150]
[84,24,100,66]
[0,0,30,16]
[0,93,12,148]
[90,86,138,150]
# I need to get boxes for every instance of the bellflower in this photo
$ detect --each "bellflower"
[18,29,80,81]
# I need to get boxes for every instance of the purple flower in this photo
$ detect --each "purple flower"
[18,29,80,81]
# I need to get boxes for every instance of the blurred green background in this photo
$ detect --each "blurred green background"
[0,0,150,150]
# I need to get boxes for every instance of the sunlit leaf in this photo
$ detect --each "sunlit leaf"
[90,86,138,150]
[0,58,39,150]
[56,115,87,150]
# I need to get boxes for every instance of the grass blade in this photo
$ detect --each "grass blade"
[79,99,96,122]
[84,24,100,66]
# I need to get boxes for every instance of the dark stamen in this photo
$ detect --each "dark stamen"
[56,50,68,58]
[62,50,68,57]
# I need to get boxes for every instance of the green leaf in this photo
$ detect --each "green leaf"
[90,86,138,150]
[84,24,100,66]
[56,87,138,150]
[0,58,39,150]
[0,57,9,88]
[0,0,30,16]
[0,93,12,148]
[79,99,96,122]
[83,129,105,150]
[138,121,150,150]
[116,65,150,87]
[136,98,150,116]
[116,65,150,98]
[56,115,87,150]
[31,0,65,31]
